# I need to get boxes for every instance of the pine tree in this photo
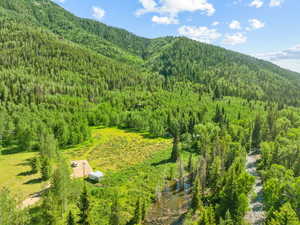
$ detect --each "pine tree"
[77,186,90,225]
[208,156,222,192]
[191,175,202,212]
[220,212,234,225]
[188,153,193,174]
[41,193,57,225]
[223,210,234,225]
[171,135,180,162]
[110,197,120,225]
[269,203,300,225]
[213,86,222,100]
[52,158,71,217]
[198,206,216,225]
[67,211,75,225]
[178,157,185,191]
[0,188,29,225]
[131,198,142,225]
[252,115,262,149]
[213,105,225,125]
[30,156,40,174]
[41,156,52,181]
[141,199,146,221]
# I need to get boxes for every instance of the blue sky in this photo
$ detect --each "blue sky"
[53,0,300,72]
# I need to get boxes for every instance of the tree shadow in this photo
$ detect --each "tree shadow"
[171,213,187,225]
[24,178,43,185]
[151,158,173,166]
[17,170,35,176]
[1,146,23,155]
[16,158,31,167]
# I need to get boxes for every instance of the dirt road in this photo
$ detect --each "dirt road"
[21,160,92,208]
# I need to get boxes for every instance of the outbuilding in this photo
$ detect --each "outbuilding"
[88,171,104,182]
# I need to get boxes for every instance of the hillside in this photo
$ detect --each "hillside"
[1,1,300,225]
[0,0,146,65]
[146,37,300,104]
[1,0,300,106]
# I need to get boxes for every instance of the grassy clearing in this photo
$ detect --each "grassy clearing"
[0,127,171,199]
[0,152,46,199]
[87,148,193,224]
[64,127,172,172]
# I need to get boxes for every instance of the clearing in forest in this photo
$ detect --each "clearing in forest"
[0,127,171,202]
[64,127,172,172]
[0,152,46,200]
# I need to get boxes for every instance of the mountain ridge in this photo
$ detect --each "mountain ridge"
[1,0,300,105]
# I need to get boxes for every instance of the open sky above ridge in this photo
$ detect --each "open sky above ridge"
[52,0,300,72]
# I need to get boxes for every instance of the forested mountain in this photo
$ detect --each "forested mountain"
[1,0,300,225]
[1,0,300,107]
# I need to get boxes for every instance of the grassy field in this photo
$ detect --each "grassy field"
[64,127,172,172]
[0,151,46,199]
[0,127,172,199]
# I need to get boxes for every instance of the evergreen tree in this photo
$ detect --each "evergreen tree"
[198,206,216,225]
[213,105,225,125]
[171,135,180,162]
[110,197,120,225]
[0,188,29,225]
[41,192,57,225]
[41,156,52,181]
[188,153,193,174]
[30,157,40,174]
[191,175,202,212]
[77,186,90,225]
[269,203,300,225]
[51,158,71,217]
[219,211,234,225]
[208,156,222,192]
[141,199,146,221]
[252,115,262,149]
[131,198,143,225]
[67,211,75,225]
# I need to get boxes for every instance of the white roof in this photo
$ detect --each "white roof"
[89,171,104,178]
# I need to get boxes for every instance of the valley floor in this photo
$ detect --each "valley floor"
[0,127,171,203]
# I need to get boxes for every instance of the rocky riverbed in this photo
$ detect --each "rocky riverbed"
[244,151,266,225]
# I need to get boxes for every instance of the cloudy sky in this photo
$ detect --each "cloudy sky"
[53,0,300,73]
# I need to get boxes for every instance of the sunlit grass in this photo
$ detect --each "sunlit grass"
[64,127,172,172]
[0,127,171,199]
[0,152,46,200]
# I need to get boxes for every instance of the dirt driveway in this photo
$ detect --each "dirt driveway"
[21,160,93,208]
[71,160,93,178]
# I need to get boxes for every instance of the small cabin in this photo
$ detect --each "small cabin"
[88,171,104,182]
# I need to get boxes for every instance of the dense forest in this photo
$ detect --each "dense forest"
[1,0,300,225]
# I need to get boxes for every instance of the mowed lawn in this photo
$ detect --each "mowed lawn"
[0,152,46,199]
[64,127,172,172]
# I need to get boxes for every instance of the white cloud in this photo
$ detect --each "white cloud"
[256,45,300,61]
[229,20,241,30]
[136,0,215,24]
[152,16,179,24]
[269,0,285,7]
[223,32,247,45]
[256,45,300,73]
[178,25,221,43]
[92,6,105,20]
[248,19,265,30]
[212,21,220,26]
[249,0,264,8]
[138,0,157,13]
